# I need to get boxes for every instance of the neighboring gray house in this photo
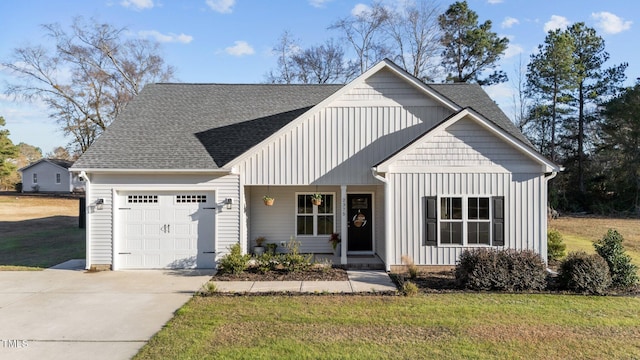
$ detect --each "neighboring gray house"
[71,59,560,271]
[20,158,84,193]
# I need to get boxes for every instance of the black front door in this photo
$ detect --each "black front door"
[347,194,373,252]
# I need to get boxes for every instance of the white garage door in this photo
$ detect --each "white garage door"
[117,192,216,269]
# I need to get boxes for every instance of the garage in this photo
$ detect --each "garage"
[116,192,216,269]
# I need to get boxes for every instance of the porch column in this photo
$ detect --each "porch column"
[340,185,347,265]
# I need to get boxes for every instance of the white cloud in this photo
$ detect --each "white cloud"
[206,0,235,14]
[225,41,255,56]
[309,0,333,8]
[487,0,503,4]
[120,0,154,10]
[503,43,524,59]
[138,30,193,44]
[501,16,519,28]
[351,3,369,16]
[592,11,632,34]
[544,15,570,33]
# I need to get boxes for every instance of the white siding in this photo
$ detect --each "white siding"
[87,173,240,267]
[247,185,383,254]
[386,172,548,266]
[21,163,72,193]
[237,70,452,186]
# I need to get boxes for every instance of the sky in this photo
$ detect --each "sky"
[0,0,638,155]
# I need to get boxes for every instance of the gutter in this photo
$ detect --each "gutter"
[79,171,91,270]
[70,168,232,174]
[371,167,392,272]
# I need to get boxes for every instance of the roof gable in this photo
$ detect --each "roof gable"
[375,108,560,173]
[73,59,546,173]
[20,158,73,172]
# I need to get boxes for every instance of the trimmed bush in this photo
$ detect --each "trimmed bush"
[557,252,611,295]
[217,243,250,274]
[594,229,639,290]
[547,228,566,262]
[455,249,547,291]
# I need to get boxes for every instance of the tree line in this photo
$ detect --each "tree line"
[1,1,637,215]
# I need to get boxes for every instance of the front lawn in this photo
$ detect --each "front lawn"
[551,216,640,265]
[0,195,84,269]
[135,294,640,359]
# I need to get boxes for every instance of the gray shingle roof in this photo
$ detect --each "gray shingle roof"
[73,76,532,171]
[72,84,342,170]
[427,83,533,147]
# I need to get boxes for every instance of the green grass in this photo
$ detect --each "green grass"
[135,294,640,359]
[0,228,85,268]
[551,217,640,265]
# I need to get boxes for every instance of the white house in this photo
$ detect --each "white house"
[20,158,84,193]
[71,59,560,271]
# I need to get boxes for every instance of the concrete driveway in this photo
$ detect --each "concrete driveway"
[0,260,213,360]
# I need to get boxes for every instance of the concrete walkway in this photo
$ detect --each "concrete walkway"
[212,270,398,293]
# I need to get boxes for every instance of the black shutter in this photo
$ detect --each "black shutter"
[493,196,504,246]
[424,196,437,246]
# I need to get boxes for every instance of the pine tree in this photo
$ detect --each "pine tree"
[438,1,509,85]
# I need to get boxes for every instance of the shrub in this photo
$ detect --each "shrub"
[547,228,566,262]
[557,252,611,295]
[278,237,313,272]
[217,243,250,274]
[254,253,278,274]
[594,229,639,290]
[455,249,547,291]
[402,281,419,296]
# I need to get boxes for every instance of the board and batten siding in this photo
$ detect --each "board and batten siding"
[86,173,240,268]
[384,116,549,266]
[237,70,452,186]
[386,172,547,266]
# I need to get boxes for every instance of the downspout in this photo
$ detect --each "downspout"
[371,167,392,272]
[79,171,91,270]
[543,170,560,268]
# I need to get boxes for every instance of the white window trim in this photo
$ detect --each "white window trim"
[438,195,493,247]
[294,192,336,237]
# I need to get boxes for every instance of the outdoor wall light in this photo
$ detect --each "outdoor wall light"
[225,198,233,210]
[96,198,104,210]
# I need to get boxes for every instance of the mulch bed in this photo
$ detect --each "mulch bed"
[213,267,349,281]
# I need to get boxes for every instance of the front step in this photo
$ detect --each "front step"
[343,263,385,270]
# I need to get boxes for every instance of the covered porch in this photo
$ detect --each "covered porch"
[243,184,387,269]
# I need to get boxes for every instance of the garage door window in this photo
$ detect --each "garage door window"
[127,195,159,204]
[176,195,207,203]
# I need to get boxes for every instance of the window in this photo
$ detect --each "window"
[296,193,334,236]
[33,173,37,184]
[176,195,207,203]
[55,173,61,184]
[127,195,158,204]
[426,196,503,246]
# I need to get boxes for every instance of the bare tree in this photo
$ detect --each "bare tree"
[291,40,357,84]
[386,0,442,81]
[329,2,390,74]
[3,17,175,153]
[266,31,300,84]
[511,55,530,131]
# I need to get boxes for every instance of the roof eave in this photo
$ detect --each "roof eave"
[69,168,234,175]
